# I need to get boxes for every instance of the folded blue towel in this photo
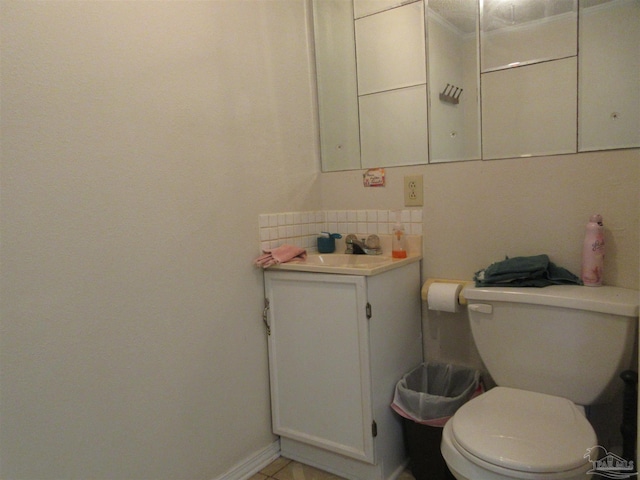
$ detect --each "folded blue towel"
[474,254,582,287]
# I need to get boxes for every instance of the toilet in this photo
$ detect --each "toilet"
[441,285,639,480]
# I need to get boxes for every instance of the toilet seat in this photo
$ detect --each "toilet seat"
[450,387,596,475]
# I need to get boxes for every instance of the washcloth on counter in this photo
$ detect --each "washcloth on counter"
[474,254,582,287]
[254,244,307,269]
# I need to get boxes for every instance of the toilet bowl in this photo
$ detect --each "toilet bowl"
[440,285,639,480]
[441,387,596,480]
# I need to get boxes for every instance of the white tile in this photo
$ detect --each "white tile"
[278,213,286,226]
[269,214,278,227]
[259,214,270,228]
[347,210,357,222]
[377,210,389,222]
[366,210,377,222]
[337,210,347,222]
[307,236,316,249]
[411,209,422,222]
[357,210,367,222]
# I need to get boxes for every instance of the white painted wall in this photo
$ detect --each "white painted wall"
[2,0,639,477]
[1,1,319,479]
[320,150,640,366]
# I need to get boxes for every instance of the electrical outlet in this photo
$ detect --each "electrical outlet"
[404,175,423,206]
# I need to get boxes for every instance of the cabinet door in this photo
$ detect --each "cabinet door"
[265,271,374,463]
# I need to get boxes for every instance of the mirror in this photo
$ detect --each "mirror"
[427,0,481,163]
[578,0,640,151]
[480,0,577,72]
[480,0,578,159]
[312,0,639,171]
[312,0,361,171]
[355,1,429,168]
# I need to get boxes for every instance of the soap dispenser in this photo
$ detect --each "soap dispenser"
[392,210,407,259]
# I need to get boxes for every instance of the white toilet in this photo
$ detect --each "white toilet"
[441,285,639,480]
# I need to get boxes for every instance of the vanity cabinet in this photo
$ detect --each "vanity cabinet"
[263,262,422,480]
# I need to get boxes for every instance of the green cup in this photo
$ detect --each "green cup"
[317,236,335,253]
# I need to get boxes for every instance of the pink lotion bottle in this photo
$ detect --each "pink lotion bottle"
[581,214,605,286]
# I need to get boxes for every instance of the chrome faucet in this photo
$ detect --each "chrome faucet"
[345,234,382,255]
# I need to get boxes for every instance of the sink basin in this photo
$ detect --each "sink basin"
[304,254,390,268]
[269,252,421,276]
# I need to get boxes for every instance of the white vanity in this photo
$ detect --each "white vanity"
[263,252,422,480]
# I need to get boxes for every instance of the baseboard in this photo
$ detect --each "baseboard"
[214,439,280,480]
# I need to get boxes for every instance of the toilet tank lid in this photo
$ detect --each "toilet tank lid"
[463,285,639,317]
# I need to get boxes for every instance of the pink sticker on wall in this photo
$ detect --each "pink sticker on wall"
[363,168,385,187]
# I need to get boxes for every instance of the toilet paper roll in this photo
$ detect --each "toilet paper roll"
[427,282,463,313]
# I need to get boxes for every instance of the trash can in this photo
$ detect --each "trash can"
[391,362,482,480]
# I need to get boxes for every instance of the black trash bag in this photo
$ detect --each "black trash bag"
[392,362,482,480]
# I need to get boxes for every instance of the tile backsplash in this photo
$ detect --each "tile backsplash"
[259,209,423,251]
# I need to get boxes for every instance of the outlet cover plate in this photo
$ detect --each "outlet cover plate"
[404,175,423,206]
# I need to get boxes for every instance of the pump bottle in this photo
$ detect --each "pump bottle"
[581,214,605,286]
[392,211,407,259]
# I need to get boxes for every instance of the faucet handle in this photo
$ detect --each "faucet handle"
[345,234,358,244]
[345,234,358,254]
[365,234,381,250]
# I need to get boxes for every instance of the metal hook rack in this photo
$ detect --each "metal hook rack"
[439,83,463,105]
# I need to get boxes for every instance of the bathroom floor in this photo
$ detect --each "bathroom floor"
[249,457,417,480]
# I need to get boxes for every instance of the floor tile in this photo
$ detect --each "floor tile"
[260,456,292,476]
[248,474,269,480]
[272,460,347,480]
[259,456,416,480]
[397,470,416,480]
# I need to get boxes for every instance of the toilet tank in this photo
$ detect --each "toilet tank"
[463,285,638,405]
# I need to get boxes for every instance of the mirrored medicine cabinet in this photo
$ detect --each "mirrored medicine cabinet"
[312,0,640,172]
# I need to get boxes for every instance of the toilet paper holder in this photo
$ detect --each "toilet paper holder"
[421,278,473,305]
